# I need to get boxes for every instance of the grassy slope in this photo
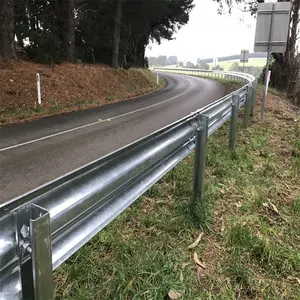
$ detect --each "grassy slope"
[54,90,299,299]
[0,61,163,126]
[208,58,267,71]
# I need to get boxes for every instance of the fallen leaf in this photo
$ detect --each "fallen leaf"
[196,267,202,282]
[235,202,242,208]
[188,232,203,249]
[221,219,225,233]
[219,188,225,195]
[193,252,206,269]
[269,202,279,214]
[179,270,183,282]
[182,262,189,269]
[287,276,300,285]
[213,243,222,250]
[168,290,183,299]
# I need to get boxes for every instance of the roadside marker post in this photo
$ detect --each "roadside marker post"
[36,73,41,106]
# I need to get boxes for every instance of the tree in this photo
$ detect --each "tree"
[214,0,299,98]
[61,0,75,63]
[156,55,168,66]
[196,58,209,70]
[187,61,195,68]
[4,0,194,67]
[112,0,122,68]
[0,0,15,58]
[230,61,239,71]
[167,56,178,65]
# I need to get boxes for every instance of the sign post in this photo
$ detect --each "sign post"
[254,2,291,121]
[240,50,249,72]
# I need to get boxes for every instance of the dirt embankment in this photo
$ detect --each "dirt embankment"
[0,60,161,126]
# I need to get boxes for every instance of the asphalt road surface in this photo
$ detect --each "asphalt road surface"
[0,72,225,204]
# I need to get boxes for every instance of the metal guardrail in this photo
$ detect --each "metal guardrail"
[0,68,257,299]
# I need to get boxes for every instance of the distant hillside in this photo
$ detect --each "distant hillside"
[201,53,267,64]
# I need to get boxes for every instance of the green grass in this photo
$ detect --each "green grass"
[54,91,299,299]
[208,58,267,71]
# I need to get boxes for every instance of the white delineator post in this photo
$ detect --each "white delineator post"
[36,73,41,106]
[265,70,271,97]
[156,73,159,85]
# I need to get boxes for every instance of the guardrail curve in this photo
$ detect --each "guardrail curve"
[0,68,257,299]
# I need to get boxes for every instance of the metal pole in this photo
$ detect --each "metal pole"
[229,95,240,151]
[244,86,252,128]
[193,115,209,201]
[250,80,257,117]
[261,3,275,121]
[30,205,53,300]
[17,204,53,300]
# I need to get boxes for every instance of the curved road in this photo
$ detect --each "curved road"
[0,72,225,204]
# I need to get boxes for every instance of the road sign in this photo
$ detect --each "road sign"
[240,50,249,63]
[254,2,291,53]
[254,2,291,121]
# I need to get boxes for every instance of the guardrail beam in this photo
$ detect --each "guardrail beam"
[1,67,258,299]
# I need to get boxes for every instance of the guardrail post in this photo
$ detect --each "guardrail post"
[17,204,53,300]
[243,86,251,128]
[193,114,209,201]
[229,95,240,151]
[250,80,257,117]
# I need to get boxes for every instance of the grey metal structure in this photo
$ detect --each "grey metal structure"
[254,2,291,121]
[240,50,249,63]
[0,68,257,299]
[254,2,291,53]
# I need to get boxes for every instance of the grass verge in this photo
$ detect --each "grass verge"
[54,89,299,299]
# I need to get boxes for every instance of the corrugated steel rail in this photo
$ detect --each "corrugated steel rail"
[0,68,257,299]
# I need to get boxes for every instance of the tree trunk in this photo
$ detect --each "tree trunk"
[271,0,299,95]
[63,0,75,63]
[112,0,122,68]
[286,0,300,97]
[0,0,15,58]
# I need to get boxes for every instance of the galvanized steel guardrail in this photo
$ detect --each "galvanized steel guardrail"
[0,68,257,300]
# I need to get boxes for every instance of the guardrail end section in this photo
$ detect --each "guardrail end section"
[14,204,54,300]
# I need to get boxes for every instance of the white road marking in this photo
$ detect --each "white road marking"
[0,75,193,152]
[0,121,100,152]
[99,79,193,122]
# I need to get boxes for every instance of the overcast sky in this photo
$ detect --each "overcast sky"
[146,0,257,62]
